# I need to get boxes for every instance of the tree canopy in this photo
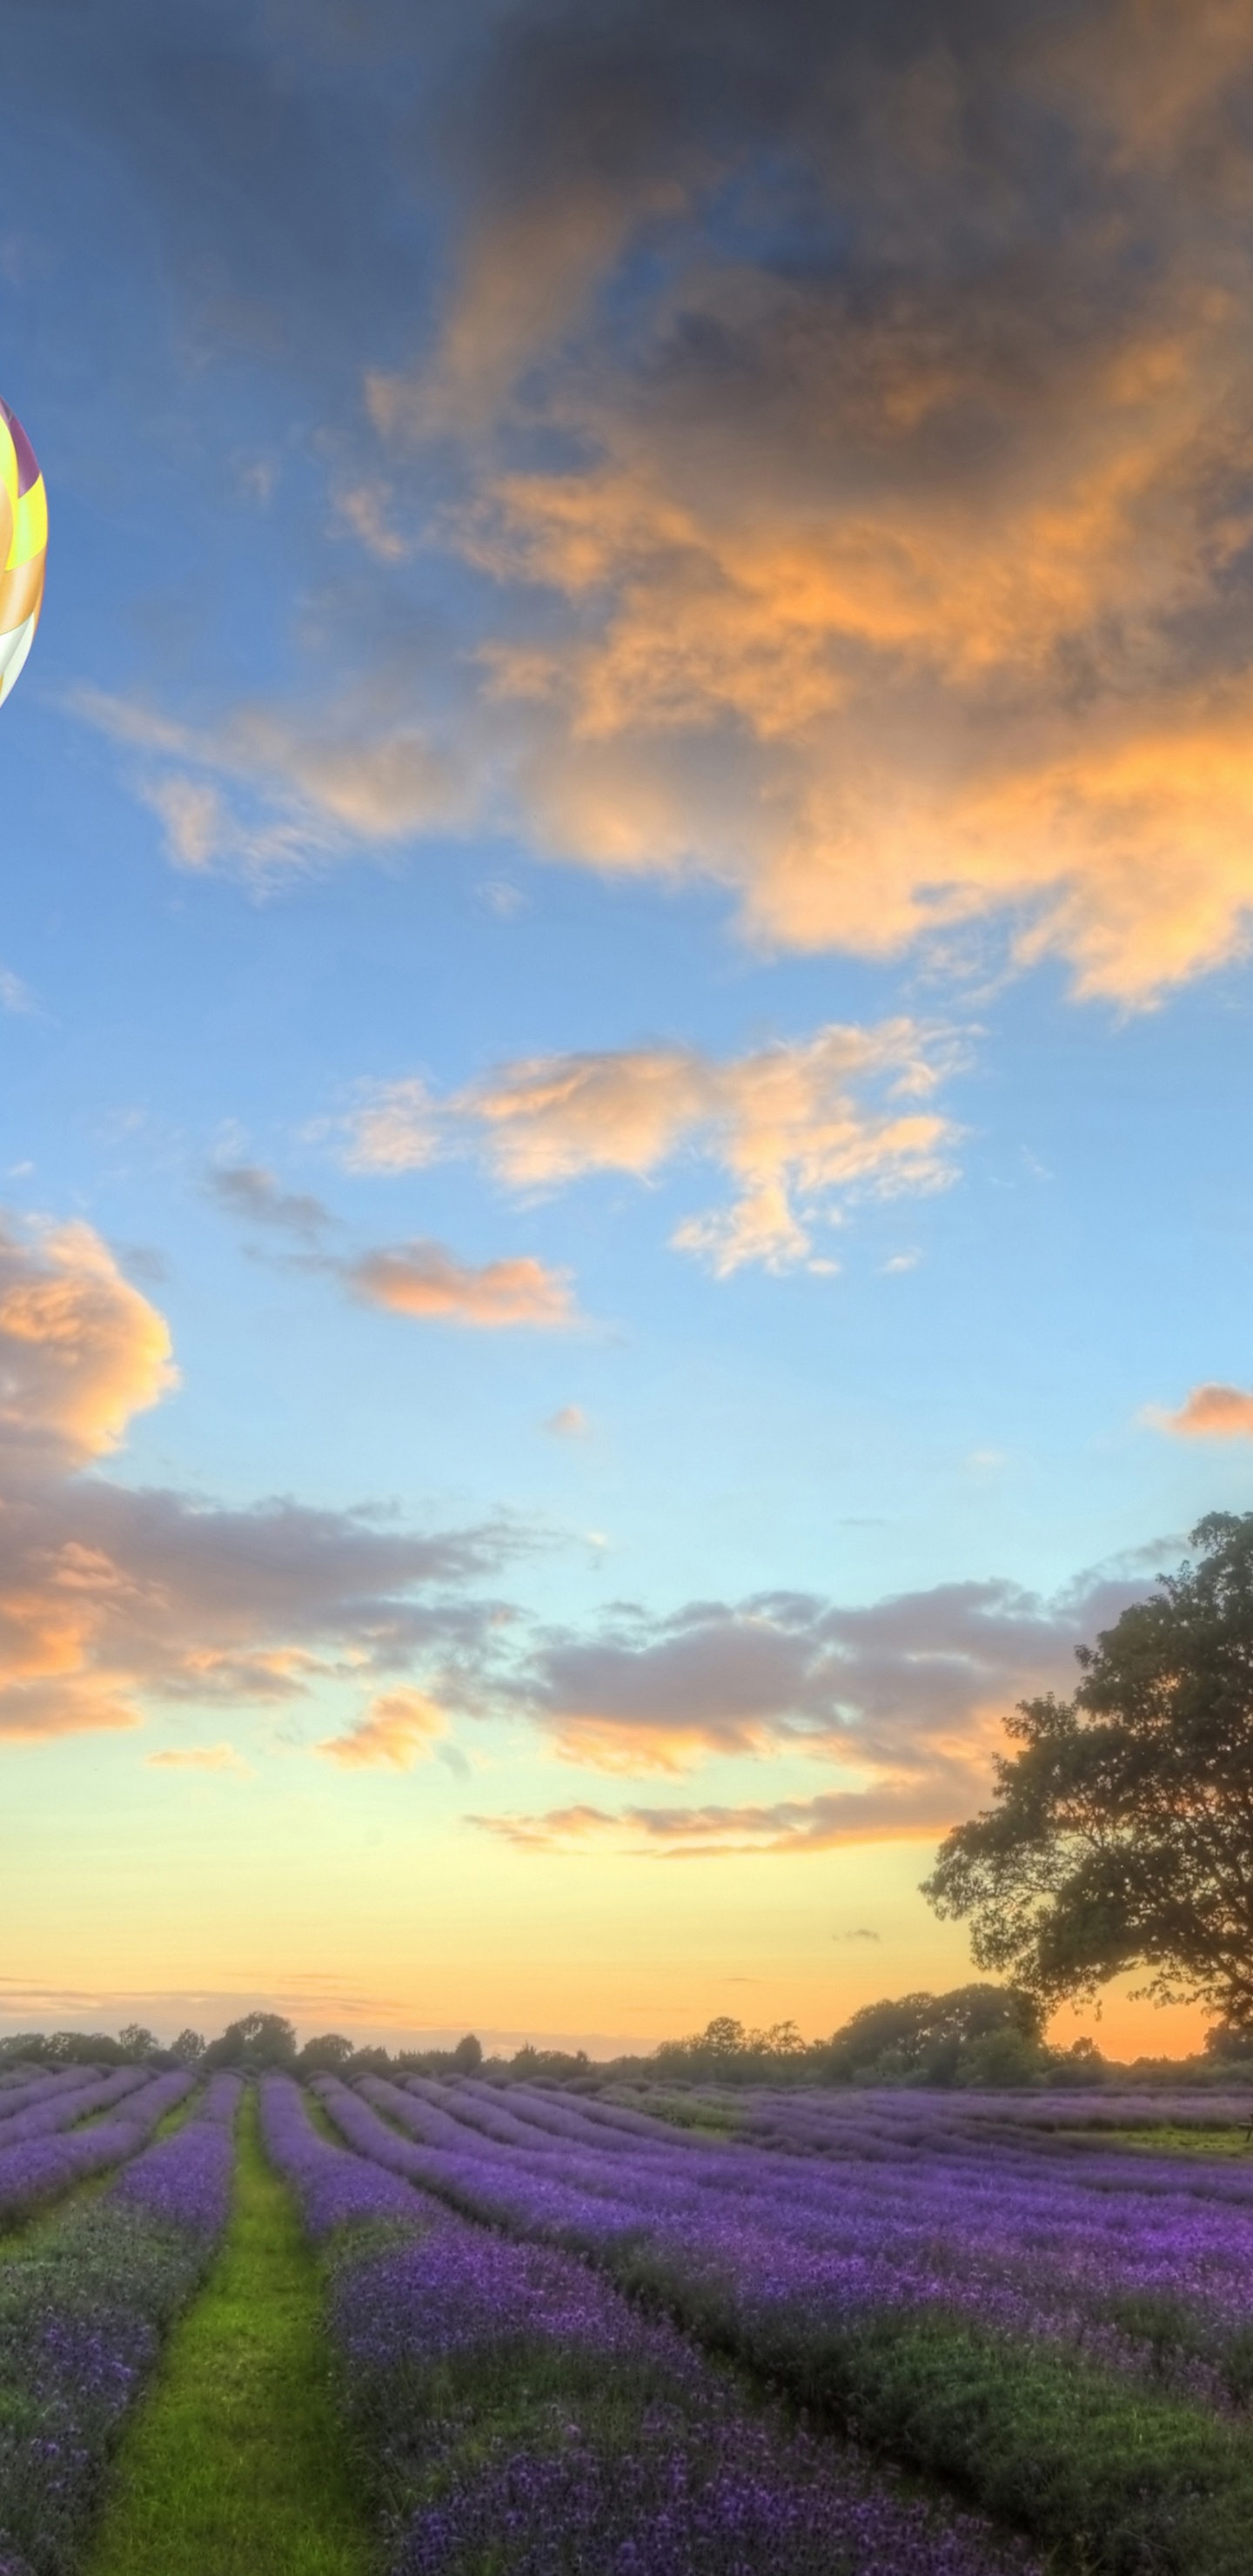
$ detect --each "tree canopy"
[819,1984,1049,2087]
[923,1513,1253,2028]
[203,2011,298,2070]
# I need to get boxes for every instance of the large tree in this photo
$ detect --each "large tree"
[922,1514,1253,2029]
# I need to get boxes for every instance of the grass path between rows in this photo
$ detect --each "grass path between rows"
[86,2088,373,2576]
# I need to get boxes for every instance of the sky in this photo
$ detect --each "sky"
[2,0,1253,2057]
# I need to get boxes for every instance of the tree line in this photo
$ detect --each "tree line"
[6,1994,1252,2092]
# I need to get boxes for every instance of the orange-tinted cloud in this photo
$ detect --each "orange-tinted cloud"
[146,1742,252,1776]
[472,1777,985,1857]
[70,6,1253,1004]
[0,1208,523,1747]
[0,1218,175,1469]
[202,1164,565,1331]
[318,1687,448,1768]
[342,1022,961,1275]
[1156,1383,1253,1439]
[347,1240,577,1329]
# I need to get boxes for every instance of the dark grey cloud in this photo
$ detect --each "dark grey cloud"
[205,1162,333,1242]
[469,1557,1170,1843]
[0,1469,522,1741]
[503,1566,1157,1771]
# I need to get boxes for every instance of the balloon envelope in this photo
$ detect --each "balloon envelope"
[0,399,47,709]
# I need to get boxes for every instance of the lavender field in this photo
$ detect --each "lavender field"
[5,2059,1253,2576]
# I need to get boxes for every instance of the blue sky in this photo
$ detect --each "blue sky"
[2,0,1252,2053]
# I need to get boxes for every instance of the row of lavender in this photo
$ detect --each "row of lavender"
[0,2069,139,2125]
[0,2064,201,2229]
[260,2073,1037,2576]
[0,2071,241,2576]
[308,2072,1253,2574]
[346,2070,1253,2398]
[661,2083,1253,2151]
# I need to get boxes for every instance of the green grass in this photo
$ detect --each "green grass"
[86,2090,373,2576]
[1094,2125,1253,2158]
[640,2095,742,2136]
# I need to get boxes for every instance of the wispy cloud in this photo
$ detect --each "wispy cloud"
[0,968,37,1016]
[545,1405,588,1439]
[77,688,466,888]
[346,1242,578,1331]
[318,1687,448,1768]
[204,1163,334,1244]
[472,1785,971,1857]
[206,1163,579,1332]
[338,1020,962,1274]
[332,480,411,563]
[146,1742,252,1776]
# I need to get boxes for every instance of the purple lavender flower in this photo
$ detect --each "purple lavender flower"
[326,2071,1253,2407]
[309,2088,1034,2576]
[0,2070,111,2126]
[0,2069,197,2230]
[258,2073,422,2238]
[0,2068,148,2153]
[0,2072,238,2576]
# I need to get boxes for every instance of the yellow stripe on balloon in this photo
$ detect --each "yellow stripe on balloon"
[9,475,46,572]
[0,401,45,710]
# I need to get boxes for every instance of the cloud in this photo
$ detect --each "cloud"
[146,1742,252,1776]
[404,0,1253,1003]
[0,1473,517,1746]
[500,1566,1153,1779]
[205,1160,576,1332]
[0,1207,524,1746]
[545,1405,589,1439]
[341,1019,962,1274]
[79,691,466,888]
[0,968,36,1016]
[473,1781,982,1856]
[318,1686,448,1768]
[39,2,1253,1003]
[205,1163,333,1244]
[471,1801,626,1855]
[332,480,411,563]
[0,1217,176,1472]
[337,1077,439,1175]
[1153,1383,1253,1439]
[346,1241,578,1330]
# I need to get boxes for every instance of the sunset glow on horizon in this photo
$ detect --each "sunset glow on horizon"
[4,0,1253,2063]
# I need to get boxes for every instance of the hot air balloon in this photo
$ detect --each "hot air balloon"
[0,398,46,710]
